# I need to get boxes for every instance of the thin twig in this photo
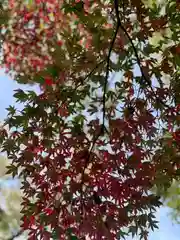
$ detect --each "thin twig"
[83,59,106,83]
[114,0,170,109]
[102,1,120,129]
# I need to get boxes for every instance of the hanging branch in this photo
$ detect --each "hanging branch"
[102,2,120,129]
[79,0,121,227]
[79,0,121,201]
[114,0,170,109]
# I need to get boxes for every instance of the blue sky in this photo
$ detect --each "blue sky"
[0,69,179,239]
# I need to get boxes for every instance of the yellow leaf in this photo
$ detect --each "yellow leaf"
[40,22,44,30]
[25,0,34,10]
[49,12,55,22]
[149,31,164,46]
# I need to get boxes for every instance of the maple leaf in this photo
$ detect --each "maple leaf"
[0,0,180,239]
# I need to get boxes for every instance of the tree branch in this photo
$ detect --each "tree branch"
[102,2,120,129]
[114,0,170,109]
[79,0,121,220]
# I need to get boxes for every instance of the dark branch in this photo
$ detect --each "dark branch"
[79,0,122,216]
[102,1,120,129]
[83,59,106,83]
[114,0,170,109]
[79,0,121,221]
[114,0,151,85]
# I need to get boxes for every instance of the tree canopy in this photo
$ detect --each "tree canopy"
[0,156,24,240]
[159,179,180,224]
[0,0,180,239]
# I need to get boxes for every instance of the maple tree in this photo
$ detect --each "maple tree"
[0,0,180,239]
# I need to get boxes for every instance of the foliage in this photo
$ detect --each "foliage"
[160,180,180,224]
[0,0,179,239]
[0,156,25,240]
